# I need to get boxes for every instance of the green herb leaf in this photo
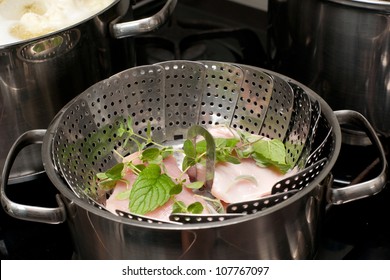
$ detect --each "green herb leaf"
[129,164,176,215]
[96,162,125,190]
[196,138,240,164]
[126,117,134,135]
[141,147,162,164]
[96,172,108,180]
[170,184,183,195]
[171,200,204,214]
[224,155,241,164]
[216,137,240,148]
[172,201,187,214]
[187,202,204,214]
[183,139,196,158]
[133,164,146,173]
[105,162,124,180]
[117,123,128,137]
[186,181,204,190]
[252,139,293,173]
[253,139,286,163]
[98,179,118,190]
[146,121,152,143]
[194,139,207,154]
[182,156,196,171]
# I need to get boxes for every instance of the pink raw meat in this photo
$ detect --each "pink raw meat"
[193,126,297,203]
[105,154,207,221]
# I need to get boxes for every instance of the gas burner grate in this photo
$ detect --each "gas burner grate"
[133,1,267,66]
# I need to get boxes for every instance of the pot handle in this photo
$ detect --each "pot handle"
[110,0,177,39]
[329,110,388,204]
[0,129,66,224]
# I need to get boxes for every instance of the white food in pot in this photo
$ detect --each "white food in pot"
[0,0,114,46]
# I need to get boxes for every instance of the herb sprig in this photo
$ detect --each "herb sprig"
[97,117,205,215]
[96,119,294,216]
[182,128,293,173]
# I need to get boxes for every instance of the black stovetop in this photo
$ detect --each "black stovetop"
[1,0,389,260]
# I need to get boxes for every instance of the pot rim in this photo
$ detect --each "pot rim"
[326,0,390,10]
[41,66,342,231]
[0,0,120,49]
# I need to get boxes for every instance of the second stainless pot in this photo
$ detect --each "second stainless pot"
[0,0,176,183]
[268,0,390,137]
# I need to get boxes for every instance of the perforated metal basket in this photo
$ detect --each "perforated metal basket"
[51,60,333,222]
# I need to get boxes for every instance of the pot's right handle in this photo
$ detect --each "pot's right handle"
[110,0,177,39]
[329,110,388,204]
[0,130,66,224]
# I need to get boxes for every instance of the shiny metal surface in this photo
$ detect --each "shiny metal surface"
[60,186,325,259]
[327,0,390,10]
[0,130,66,224]
[0,0,176,183]
[186,125,216,197]
[1,63,386,259]
[329,110,388,204]
[111,0,177,38]
[268,0,390,137]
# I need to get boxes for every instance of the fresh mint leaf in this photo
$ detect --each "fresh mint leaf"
[216,138,239,148]
[186,181,204,190]
[224,155,241,164]
[146,121,152,143]
[117,123,128,137]
[126,117,134,134]
[98,179,118,190]
[187,202,204,214]
[171,200,204,214]
[182,155,196,171]
[141,147,161,163]
[172,201,187,214]
[183,139,196,158]
[133,164,146,173]
[96,172,108,180]
[170,184,183,195]
[105,162,124,180]
[196,137,240,164]
[194,139,207,154]
[252,139,293,173]
[129,164,176,215]
[96,162,125,190]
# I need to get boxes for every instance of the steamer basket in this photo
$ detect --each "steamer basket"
[51,60,328,215]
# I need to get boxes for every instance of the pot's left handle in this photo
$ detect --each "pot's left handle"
[111,0,177,39]
[329,110,388,204]
[0,130,66,224]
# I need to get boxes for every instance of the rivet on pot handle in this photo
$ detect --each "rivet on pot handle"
[0,129,66,224]
[329,110,388,204]
[111,0,177,39]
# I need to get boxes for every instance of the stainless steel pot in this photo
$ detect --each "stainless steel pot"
[267,0,390,137]
[1,62,387,259]
[0,0,177,184]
